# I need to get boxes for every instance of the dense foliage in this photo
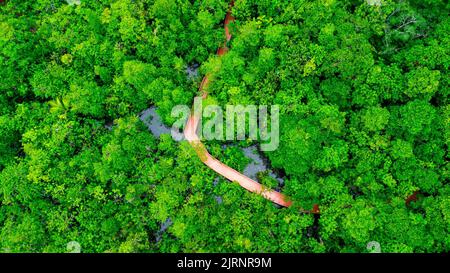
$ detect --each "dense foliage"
[0,0,448,253]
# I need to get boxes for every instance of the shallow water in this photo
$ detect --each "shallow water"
[139,107,172,138]
[214,196,223,204]
[140,62,198,139]
[155,217,173,242]
[242,145,285,187]
[242,146,267,180]
[186,63,199,81]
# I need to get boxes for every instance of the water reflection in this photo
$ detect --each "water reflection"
[242,145,285,187]
[186,63,199,81]
[139,107,172,138]
[155,217,173,243]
